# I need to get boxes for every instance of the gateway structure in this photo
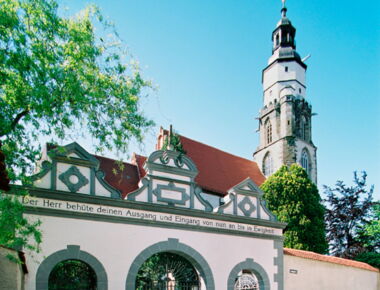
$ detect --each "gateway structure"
[24,130,285,290]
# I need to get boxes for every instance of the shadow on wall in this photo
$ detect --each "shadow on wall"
[0,247,27,290]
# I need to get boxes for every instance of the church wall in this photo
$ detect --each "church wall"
[253,140,284,176]
[284,254,380,290]
[24,213,282,290]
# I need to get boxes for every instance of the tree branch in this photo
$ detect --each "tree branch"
[0,109,30,137]
[11,109,30,129]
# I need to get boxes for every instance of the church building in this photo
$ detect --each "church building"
[7,2,379,290]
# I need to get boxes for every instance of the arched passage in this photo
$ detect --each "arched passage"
[36,245,107,290]
[227,258,271,290]
[125,238,215,290]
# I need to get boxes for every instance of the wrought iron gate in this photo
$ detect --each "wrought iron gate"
[136,252,201,290]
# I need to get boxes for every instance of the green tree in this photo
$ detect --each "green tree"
[261,164,328,254]
[354,202,380,268]
[354,252,380,269]
[359,202,380,252]
[0,0,153,254]
[324,172,374,259]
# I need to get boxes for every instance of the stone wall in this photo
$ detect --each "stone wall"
[0,247,25,290]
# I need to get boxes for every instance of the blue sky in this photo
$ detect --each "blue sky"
[62,0,380,199]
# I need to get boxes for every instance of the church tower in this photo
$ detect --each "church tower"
[253,2,317,183]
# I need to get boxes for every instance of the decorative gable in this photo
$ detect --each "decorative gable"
[32,142,121,198]
[216,178,276,221]
[127,150,212,212]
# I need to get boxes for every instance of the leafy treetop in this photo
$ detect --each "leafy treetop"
[324,171,374,259]
[0,0,154,182]
[261,164,328,254]
[0,0,153,255]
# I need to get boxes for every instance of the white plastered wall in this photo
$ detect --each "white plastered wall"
[263,61,306,106]
[284,254,380,290]
[24,214,280,290]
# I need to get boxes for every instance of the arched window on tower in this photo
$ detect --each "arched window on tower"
[263,152,273,177]
[300,116,309,142]
[264,119,272,145]
[301,149,311,176]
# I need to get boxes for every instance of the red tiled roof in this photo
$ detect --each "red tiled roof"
[96,130,265,197]
[284,248,379,272]
[95,155,139,199]
[154,129,265,196]
[132,153,147,180]
[178,135,265,196]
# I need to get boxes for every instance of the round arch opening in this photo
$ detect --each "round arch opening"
[136,252,201,289]
[125,239,215,290]
[48,259,97,290]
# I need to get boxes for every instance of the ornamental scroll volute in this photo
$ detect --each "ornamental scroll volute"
[127,150,212,212]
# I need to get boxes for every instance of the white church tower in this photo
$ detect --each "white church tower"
[253,1,317,183]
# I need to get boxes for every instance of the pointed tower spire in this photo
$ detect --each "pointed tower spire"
[253,2,317,184]
[281,0,287,17]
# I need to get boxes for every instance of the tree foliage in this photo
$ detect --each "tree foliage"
[48,259,97,290]
[261,164,328,254]
[0,190,41,253]
[0,0,153,253]
[354,252,380,269]
[323,172,374,259]
[1,0,153,178]
[359,202,380,252]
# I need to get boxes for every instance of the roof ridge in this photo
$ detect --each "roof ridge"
[179,134,257,164]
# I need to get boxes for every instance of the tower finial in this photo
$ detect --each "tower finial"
[281,0,287,17]
[167,124,174,150]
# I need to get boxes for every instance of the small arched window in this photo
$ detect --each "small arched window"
[234,271,260,289]
[275,34,279,46]
[301,149,311,176]
[264,119,272,145]
[263,152,273,177]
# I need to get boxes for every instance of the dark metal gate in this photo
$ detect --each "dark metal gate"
[136,252,201,290]
[139,280,200,290]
